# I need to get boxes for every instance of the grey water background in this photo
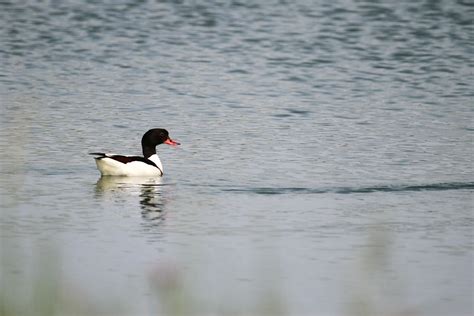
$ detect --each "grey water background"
[1,0,473,315]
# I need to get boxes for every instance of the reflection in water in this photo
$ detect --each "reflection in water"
[95,176,166,225]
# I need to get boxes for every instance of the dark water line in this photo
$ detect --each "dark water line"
[220,182,474,195]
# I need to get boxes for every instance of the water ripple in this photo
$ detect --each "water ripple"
[221,182,474,195]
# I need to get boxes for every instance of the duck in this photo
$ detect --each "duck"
[90,128,180,176]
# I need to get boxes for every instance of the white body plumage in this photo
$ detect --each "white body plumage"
[94,154,163,177]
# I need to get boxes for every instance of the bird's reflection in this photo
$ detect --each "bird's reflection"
[95,176,166,225]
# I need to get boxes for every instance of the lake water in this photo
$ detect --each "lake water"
[1,1,473,315]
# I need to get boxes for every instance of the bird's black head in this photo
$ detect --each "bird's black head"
[141,128,180,158]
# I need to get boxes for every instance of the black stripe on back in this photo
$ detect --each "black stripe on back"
[109,155,163,176]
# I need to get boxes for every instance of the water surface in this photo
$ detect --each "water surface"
[1,1,473,315]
